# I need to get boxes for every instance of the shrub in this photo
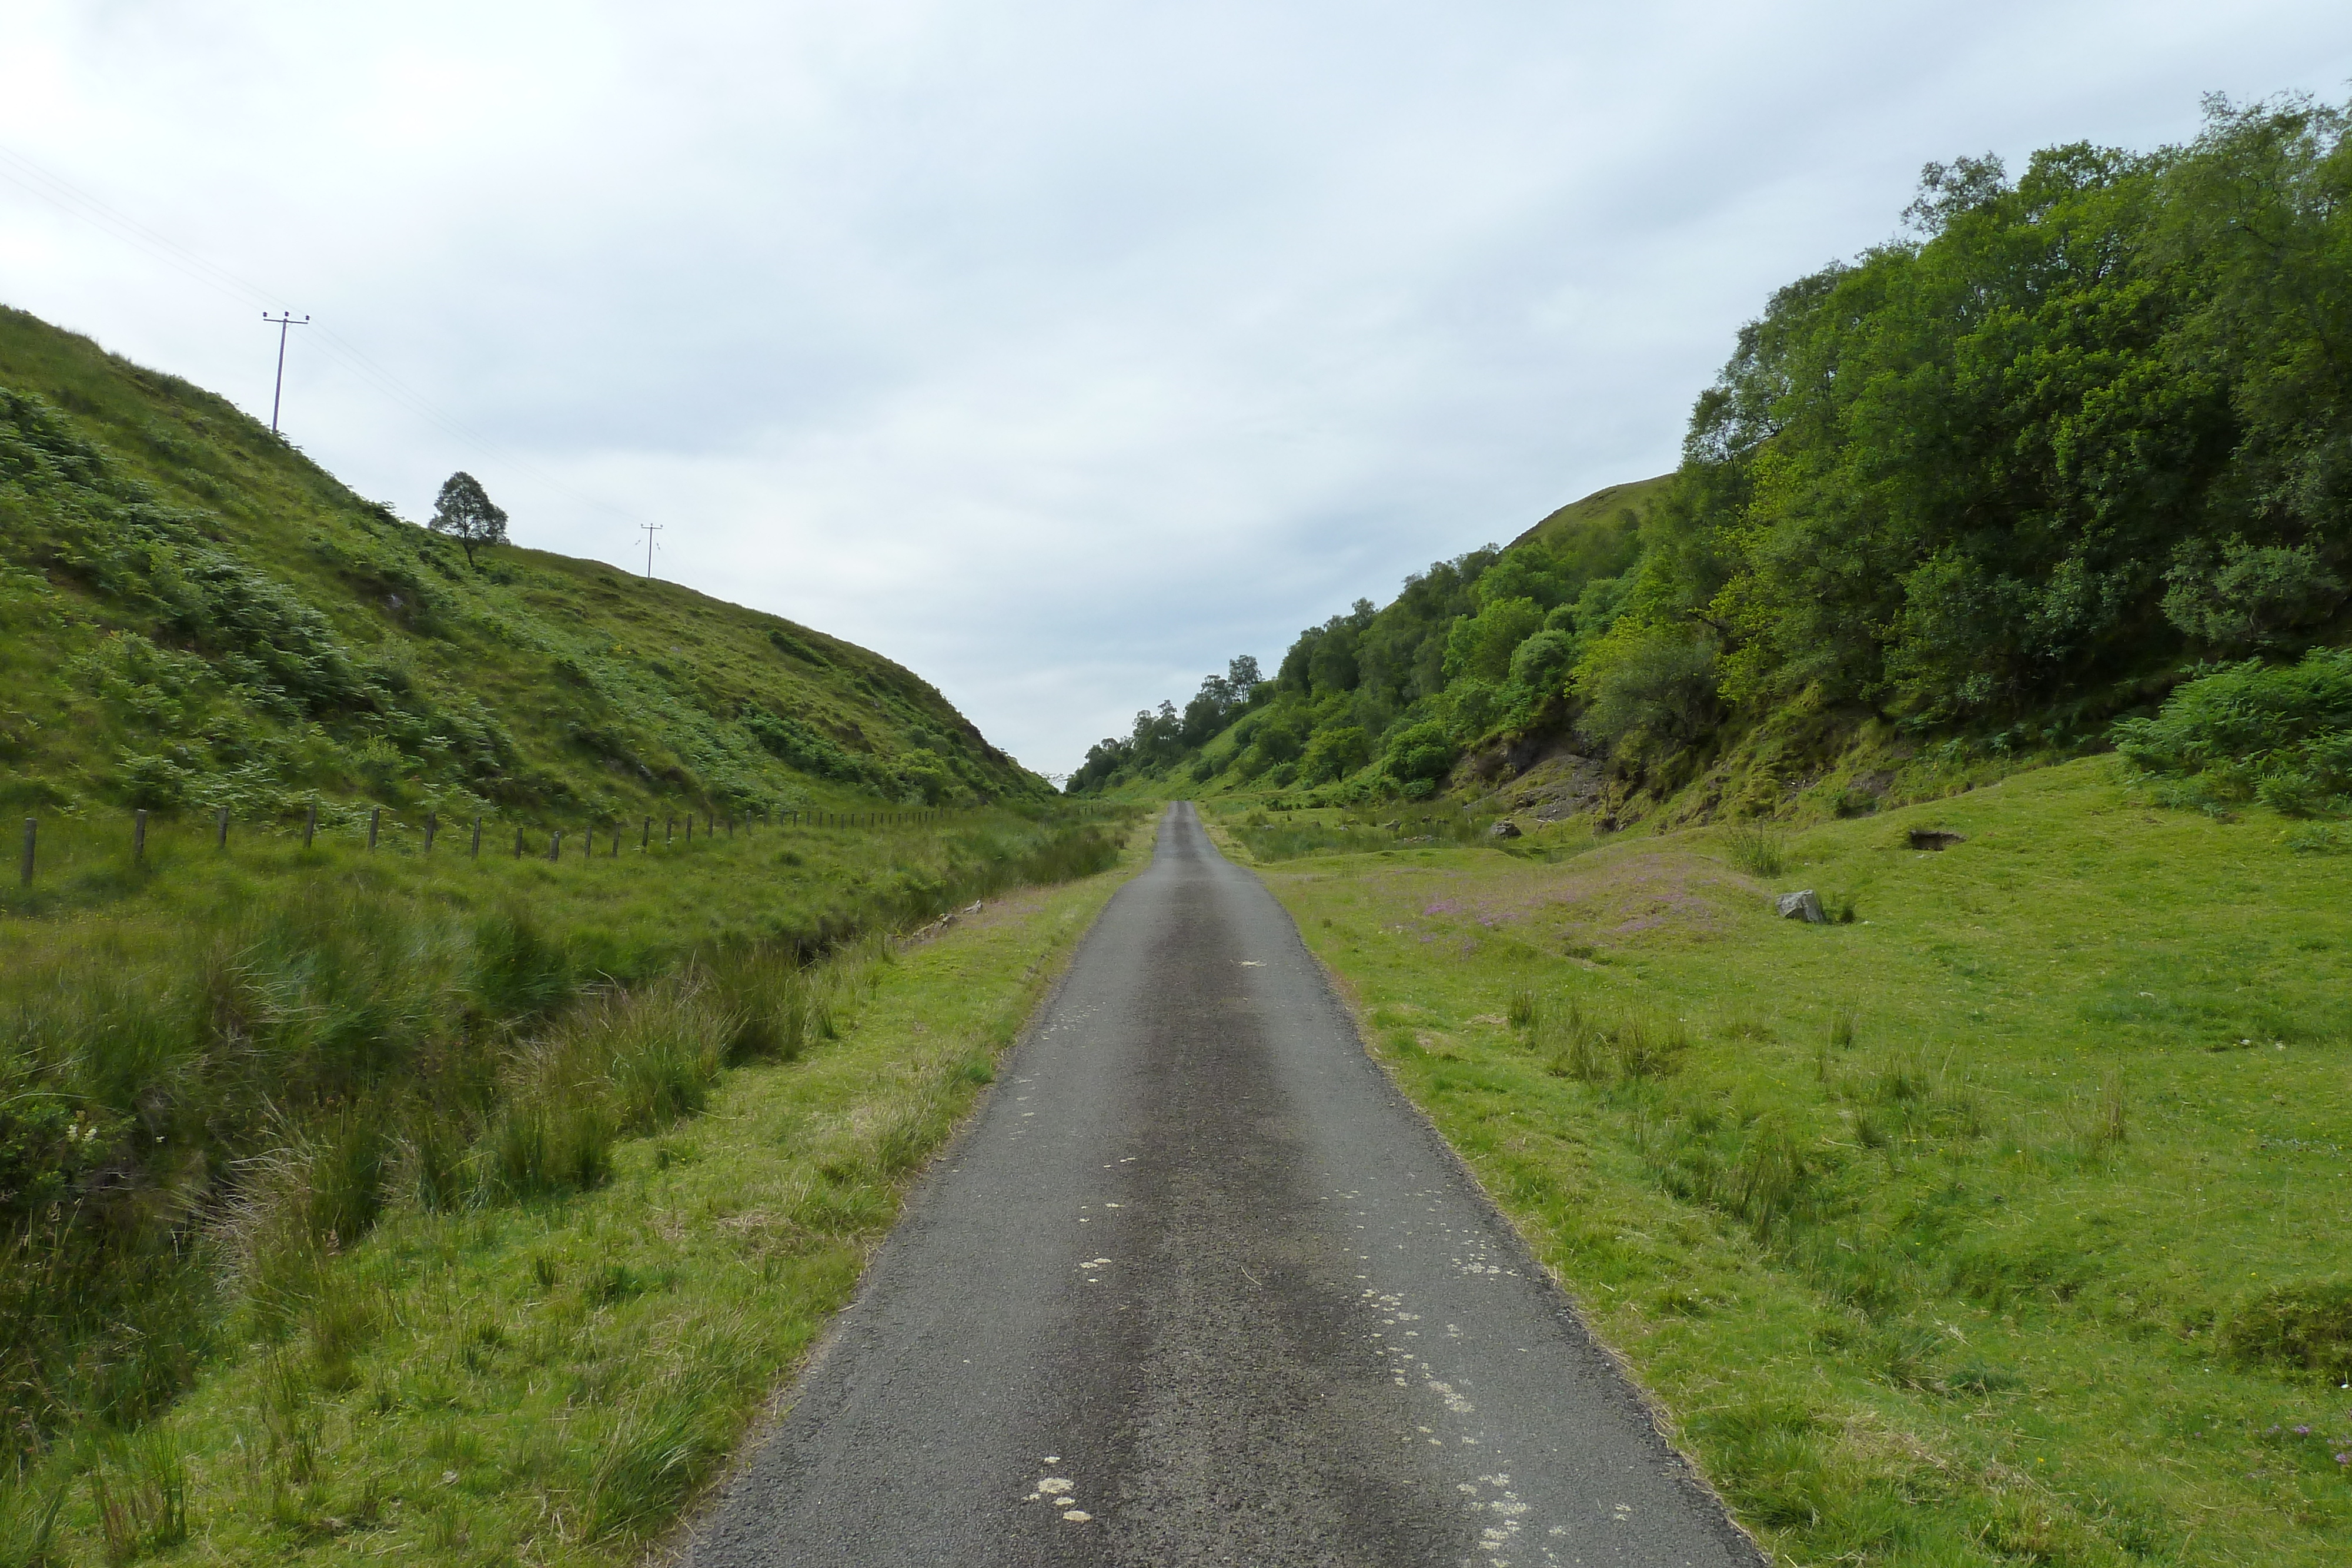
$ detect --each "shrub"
[1573,626,1721,753]
[1383,720,1457,787]
[2112,647,2352,815]
[1506,628,1577,691]
[1299,726,1371,784]
[2163,539,2345,651]
[1444,597,1545,683]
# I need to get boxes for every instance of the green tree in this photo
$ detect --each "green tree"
[1299,726,1371,784]
[1444,597,1545,684]
[428,472,509,567]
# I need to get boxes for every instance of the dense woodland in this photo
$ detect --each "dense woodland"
[1073,96,2352,809]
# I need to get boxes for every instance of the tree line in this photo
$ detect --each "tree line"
[1071,93,2351,804]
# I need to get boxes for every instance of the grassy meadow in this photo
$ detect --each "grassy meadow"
[1220,760,2352,1566]
[0,805,1141,1565]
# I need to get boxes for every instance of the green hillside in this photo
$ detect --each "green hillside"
[0,303,1048,831]
[1073,95,2352,823]
[0,303,1124,1531]
[1507,472,1669,551]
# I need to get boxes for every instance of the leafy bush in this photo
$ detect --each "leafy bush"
[1506,627,1577,691]
[2112,647,2352,815]
[1298,725,1370,784]
[1444,596,1545,683]
[1574,627,1721,753]
[2163,539,2345,651]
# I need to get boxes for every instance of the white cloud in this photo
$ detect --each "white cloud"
[4,0,2349,774]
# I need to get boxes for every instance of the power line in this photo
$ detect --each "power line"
[639,521,664,580]
[0,140,671,553]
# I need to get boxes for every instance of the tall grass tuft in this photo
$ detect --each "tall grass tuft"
[700,948,817,1064]
[1722,820,1791,878]
[87,1426,188,1563]
[1539,998,1688,1084]
[217,1103,396,1327]
[486,1096,617,1201]
[0,1470,67,1567]
[2097,1068,2128,1147]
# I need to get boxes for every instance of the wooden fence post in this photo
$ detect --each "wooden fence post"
[368,807,380,851]
[642,817,651,850]
[514,827,524,858]
[425,812,437,853]
[20,817,34,886]
[216,805,230,848]
[686,816,694,845]
[303,800,318,848]
[470,814,483,858]
[582,826,592,857]
[550,831,562,862]
[666,817,674,845]
[612,828,619,858]
[133,809,147,864]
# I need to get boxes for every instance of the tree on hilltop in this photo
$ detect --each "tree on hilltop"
[429,471,508,567]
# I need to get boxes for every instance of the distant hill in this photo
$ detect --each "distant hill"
[0,305,1047,825]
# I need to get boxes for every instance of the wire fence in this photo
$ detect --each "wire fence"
[10,798,1127,897]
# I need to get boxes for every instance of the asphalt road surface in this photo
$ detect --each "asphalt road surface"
[685,803,1759,1567]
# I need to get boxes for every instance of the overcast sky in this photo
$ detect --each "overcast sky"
[4,3,2350,775]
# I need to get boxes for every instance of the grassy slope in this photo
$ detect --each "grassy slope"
[17,825,1151,1565]
[1507,473,1672,551]
[0,305,1043,827]
[1217,761,2352,1565]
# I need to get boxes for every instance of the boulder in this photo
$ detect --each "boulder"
[1489,820,1524,840]
[1776,890,1828,924]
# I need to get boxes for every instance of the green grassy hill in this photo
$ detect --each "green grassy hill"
[1506,472,1669,551]
[0,304,1047,833]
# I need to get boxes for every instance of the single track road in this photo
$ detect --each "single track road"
[684,803,1760,1567]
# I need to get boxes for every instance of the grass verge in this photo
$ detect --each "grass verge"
[4,822,1147,1564]
[1252,757,2352,1566]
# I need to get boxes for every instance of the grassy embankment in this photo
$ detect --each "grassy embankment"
[1,303,1044,829]
[0,807,1144,1565]
[1216,761,2351,1566]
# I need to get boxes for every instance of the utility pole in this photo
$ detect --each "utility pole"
[639,520,664,580]
[262,311,310,434]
